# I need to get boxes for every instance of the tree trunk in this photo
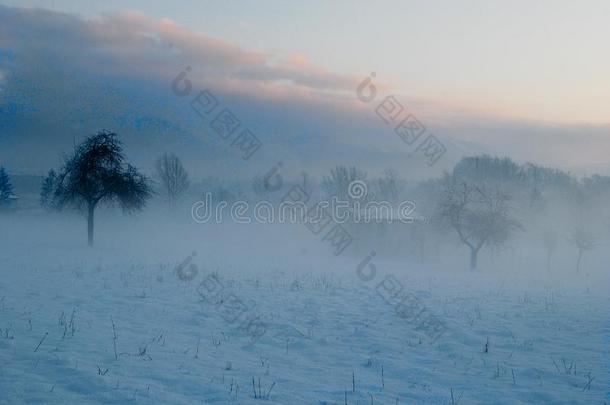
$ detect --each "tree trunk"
[169,194,176,211]
[469,246,479,270]
[576,249,582,273]
[87,204,95,247]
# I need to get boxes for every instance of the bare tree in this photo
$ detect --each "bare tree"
[0,166,14,207]
[373,169,402,203]
[50,131,152,246]
[40,169,57,209]
[300,171,314,196]
[438,176,520,270]
[322,165,369,203]
[567,226,596,273]
[156,152,189,209]
[252,174,266,198]
[541,228,558,271]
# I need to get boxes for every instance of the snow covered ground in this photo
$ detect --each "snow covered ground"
[0,212,608,404]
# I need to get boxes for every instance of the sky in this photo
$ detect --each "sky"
[0,1,609,176]
[4,0,609,124]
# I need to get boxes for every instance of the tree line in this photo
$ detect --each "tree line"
[2,132,609,272]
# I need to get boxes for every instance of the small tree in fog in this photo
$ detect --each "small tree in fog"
[438,177,520,270]
[51,131,152,247]
[541,228,558,271]
[300,171,314,195]
[156,152,189,209]
[40,169,57,209]
[322,165,369,203]
[252,174,266,198]
[374,169,402,203]
[567,226,596,273]
[0,166,14,206]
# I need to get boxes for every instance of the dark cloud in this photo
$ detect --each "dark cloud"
[0,5,608,179]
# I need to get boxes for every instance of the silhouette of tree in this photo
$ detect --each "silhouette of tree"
[156,152,189,209]
[438,175,521,270]
[40,169,57,209]
[322,165,369,204]
[51,131,152,246]
[0,166,14,206]
[567,226,596,273]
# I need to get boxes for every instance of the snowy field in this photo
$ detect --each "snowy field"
[1,213,608,404]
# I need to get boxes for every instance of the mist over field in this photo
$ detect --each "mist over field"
[1,2,609,404]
